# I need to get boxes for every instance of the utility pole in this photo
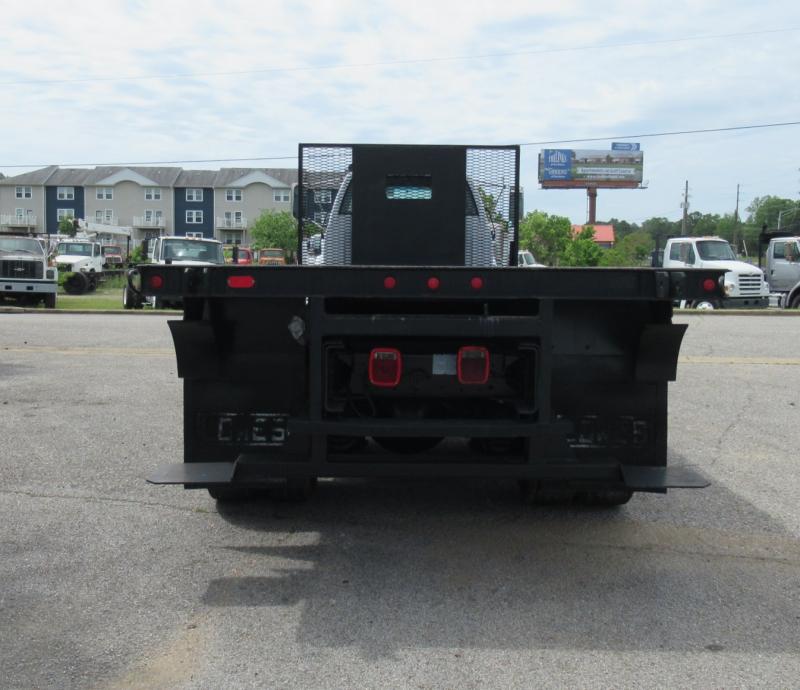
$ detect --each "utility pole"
[681,180,689,234]
[733,183,740,251]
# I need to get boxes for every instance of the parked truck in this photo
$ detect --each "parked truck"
[655,236,769,309]
[759,231,800,308]
[137,144,725,505]
[123,235,225,309]
[54,238,106,294]
[0,235,57,308]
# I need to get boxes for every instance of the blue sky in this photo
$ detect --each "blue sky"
[1,0,798,225]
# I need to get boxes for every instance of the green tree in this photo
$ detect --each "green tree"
[58,216,76,237]
[518,210,572,266]
[746,196,800,230]
[600,231,654,267]
[250,211,298,261]
[562,226,602,266]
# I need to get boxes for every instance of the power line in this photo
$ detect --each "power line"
[2,119,799,169]
[0,27,797,87]
[518,120,800,146]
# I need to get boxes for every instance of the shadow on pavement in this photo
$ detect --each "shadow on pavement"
[203,466,800,657]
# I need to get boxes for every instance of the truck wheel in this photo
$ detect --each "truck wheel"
[691,298,718,310]
[578,489,633,507]
[270,476,317,502]
[87,275,97,293]
[43,293,56,309]
[63,271,89,295]
[123,286,142,309]
[207,486,254,502]
[519,480,575,505]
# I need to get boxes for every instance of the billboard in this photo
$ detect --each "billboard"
[539,148,643,188]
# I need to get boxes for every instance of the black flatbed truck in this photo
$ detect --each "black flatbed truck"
[140,144,724,505]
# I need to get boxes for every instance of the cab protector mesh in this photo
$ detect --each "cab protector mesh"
[299,144,520,267]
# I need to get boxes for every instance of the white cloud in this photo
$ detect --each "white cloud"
[0,0,798,222]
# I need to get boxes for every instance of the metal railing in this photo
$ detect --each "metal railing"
[216,216,248,229]
[1,214,38,226]
[133,216,166,227]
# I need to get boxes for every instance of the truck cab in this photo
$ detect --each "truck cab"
[0,235,58,308]
[124,235,224,309]
[765,236,800,308]
[55,240,104,294]
[661,236,768,309]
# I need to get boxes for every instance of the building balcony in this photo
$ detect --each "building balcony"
[133,216,166,228]
[91,216,119,226]
[1,214,38,227]
[216,216,248,229]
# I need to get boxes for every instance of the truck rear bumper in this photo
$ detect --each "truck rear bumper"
[147,457,708,492]
[1,279,57,295]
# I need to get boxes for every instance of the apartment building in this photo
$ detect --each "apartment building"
[0,165,298,245]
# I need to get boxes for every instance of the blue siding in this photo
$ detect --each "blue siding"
[45,186,85,234]
[174,187,214,237]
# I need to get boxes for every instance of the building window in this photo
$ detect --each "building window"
[57,209,75,221]
[313,189,331,204]
[15,186,32,199]
[96,187,113,200]
[224,211,243,226]
[144,187,162,200]
[185,188,203,202]
[226,189,242,202]
[15,208,24,218]
[313,211,328,226]
[144,209,164,224]
[95,209,114,223]
[186,231,203,238]
[57,187,75,200]
[224,232,242,244]
[274,189,290,202]
[186,210,204,224]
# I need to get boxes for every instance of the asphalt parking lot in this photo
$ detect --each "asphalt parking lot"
[1,312,799,689]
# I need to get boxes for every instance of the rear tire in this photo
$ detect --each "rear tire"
[207,486,254,502]
[519,480,575,506]
[790,294,800,309]
[43,293,56,309]
[122,286,142,309]
[270,476,317,502]
[63,271,89,295]
[578,489,633,507]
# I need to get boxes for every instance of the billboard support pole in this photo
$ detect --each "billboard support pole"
[587,186,598,224]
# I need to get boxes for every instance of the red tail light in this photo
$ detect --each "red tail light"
[148,274,164,290]
[368,348,402,387]
[702,278,717,292]
[227,275,256,289]
[457,346,490,385]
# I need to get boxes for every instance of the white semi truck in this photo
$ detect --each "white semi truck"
[658,236,769,309]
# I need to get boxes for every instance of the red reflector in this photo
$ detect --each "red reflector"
[702,278,717,293]
[227,275,256,289]
[457,346,490,385]
[427,277,440,291]
[148,274,163,290]
[470,276,483,290]
[368,348,402,387]
[384,276,397,290]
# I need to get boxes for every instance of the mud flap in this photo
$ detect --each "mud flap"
[621,465,709,490]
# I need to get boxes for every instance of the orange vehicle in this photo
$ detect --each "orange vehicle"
[257,248,286,265]
[225,246,254,264]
